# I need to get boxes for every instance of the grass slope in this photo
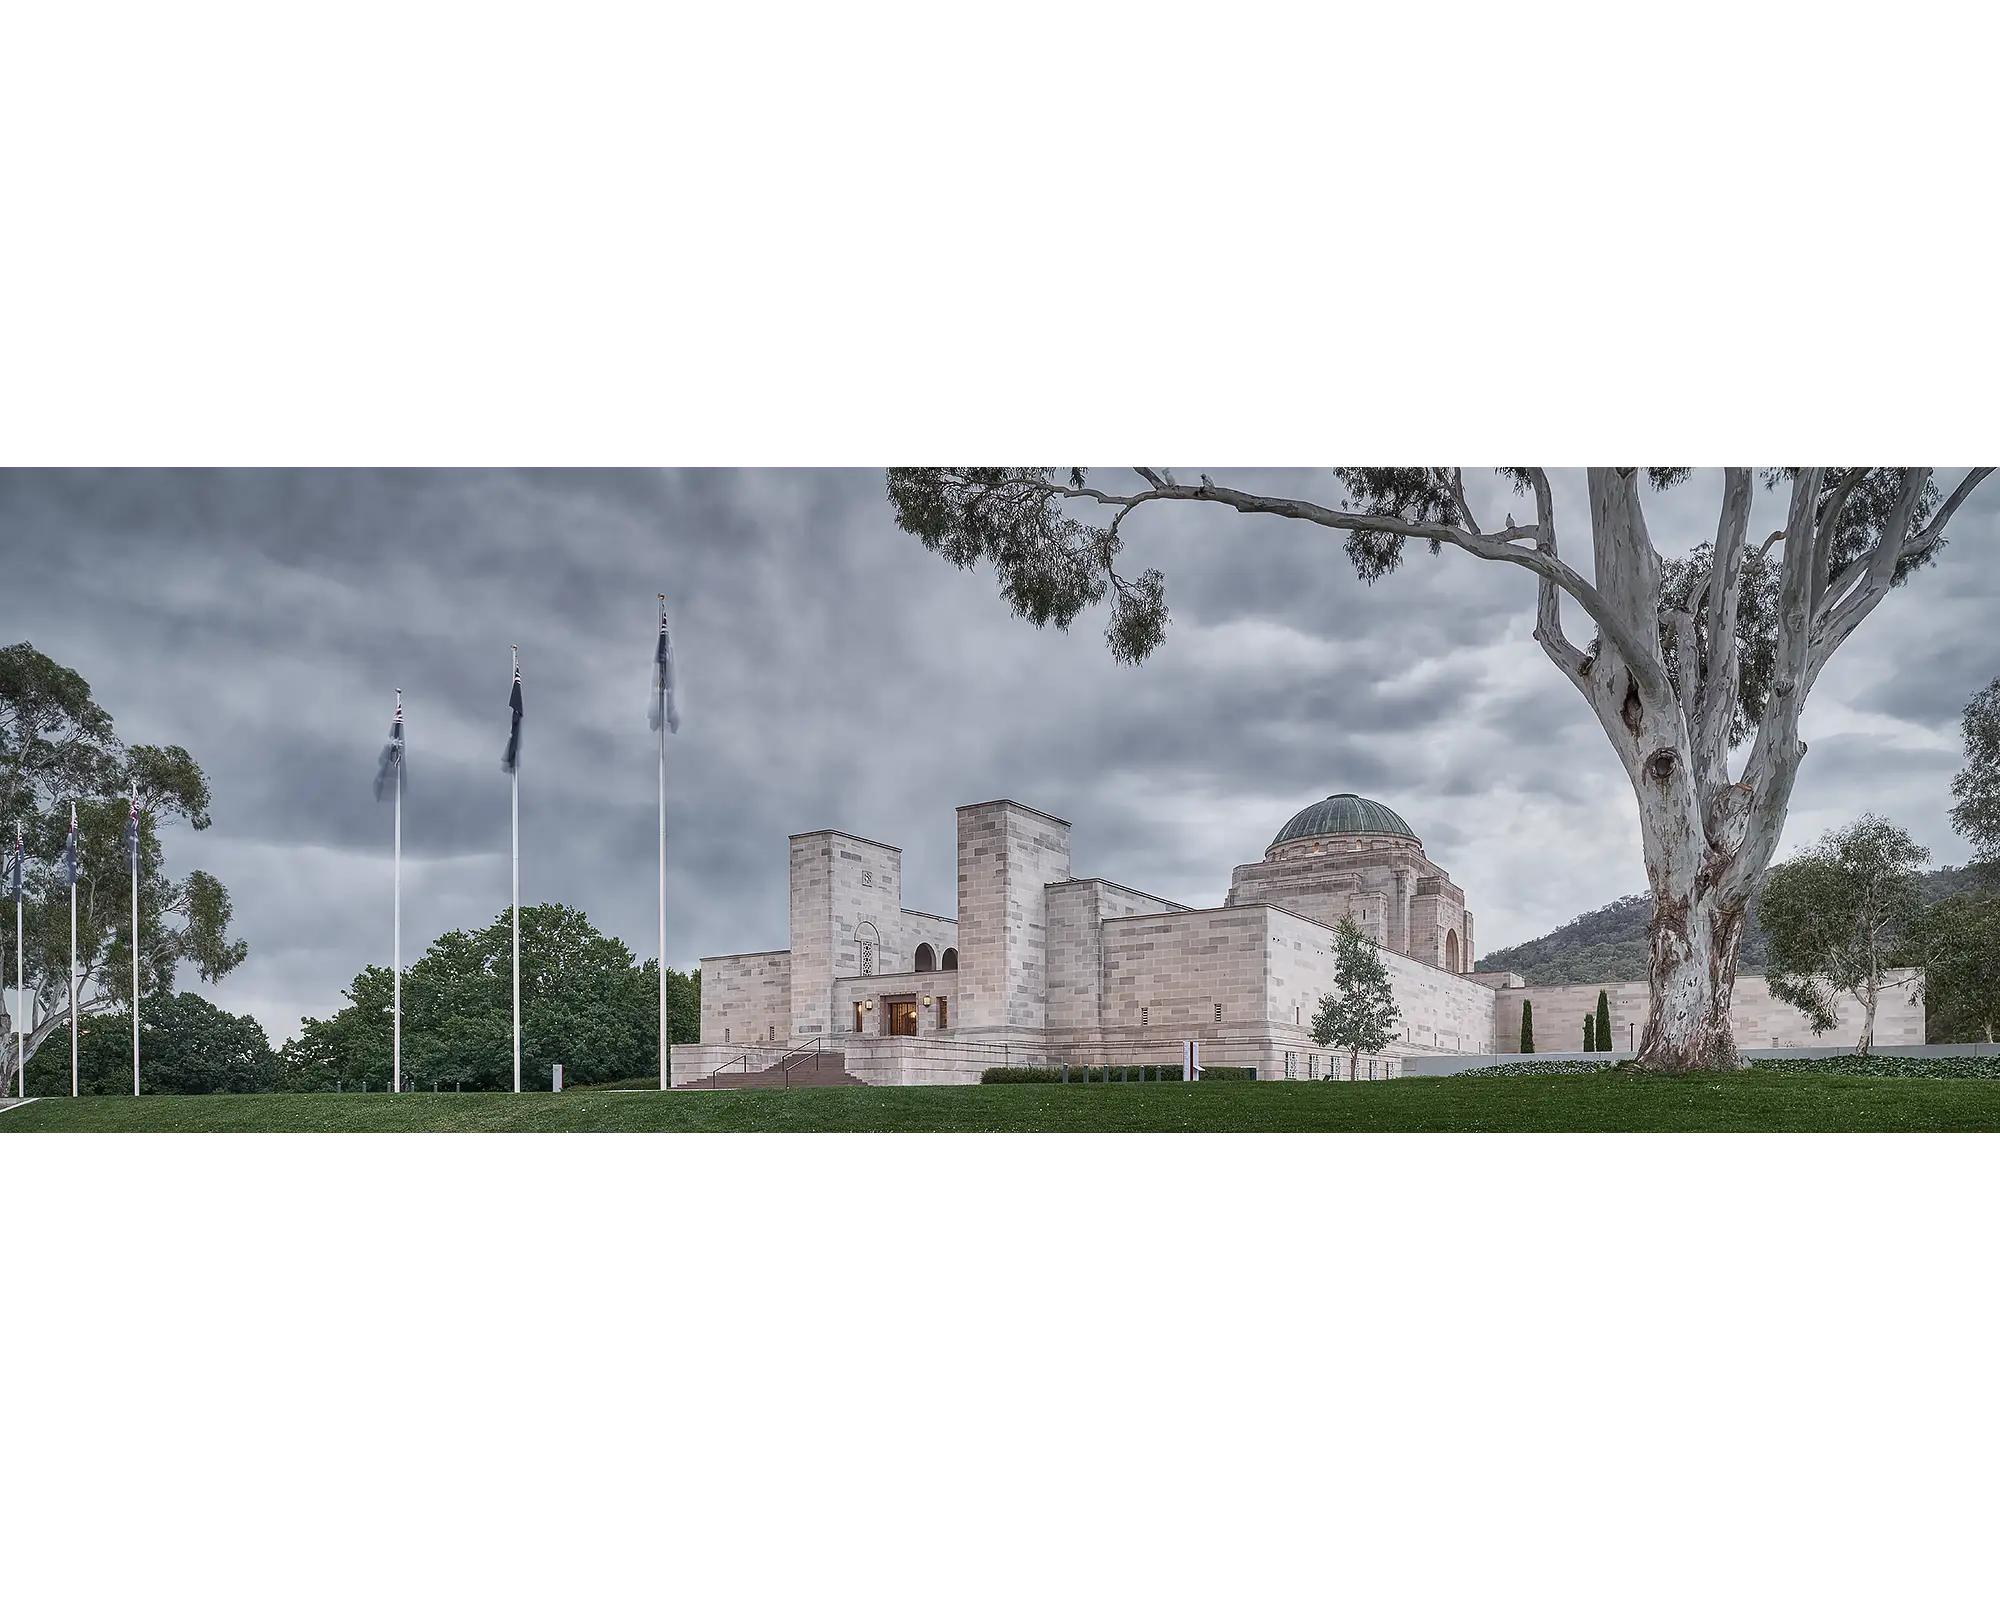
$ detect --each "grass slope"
[7,1072,2000,1131]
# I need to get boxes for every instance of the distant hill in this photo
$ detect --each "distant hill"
[1476,866,1990,986]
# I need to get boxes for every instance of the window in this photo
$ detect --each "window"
[859,943,874,976]
[1294,1005,1301,1026]
[724,1027,730,1043]
[936,997,948,1029]
[1284,1050,1297,1079]
[1141,1006,1149,1028]
[768,1024,774,1042]
[941,947,958,971]
[854,1001,866,1033]
[915,942,936,973]
[1215,1003,1223,1023]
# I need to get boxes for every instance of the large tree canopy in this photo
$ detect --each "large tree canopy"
[0,641,245,1085]
[279,903,699,1092]
[890,468,1995,1071]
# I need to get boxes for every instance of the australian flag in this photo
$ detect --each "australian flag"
[374,696,407,801]
[6,828,21,902]
[502,657,524,774]
[60,804,79,889]
[648,602,681,735]
[125,793,141,873]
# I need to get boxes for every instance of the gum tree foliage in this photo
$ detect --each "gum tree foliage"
[890,467,1996,1071]
[1309,914,1402,1077]
[1911,892,2000,1045]
[1949,675,2000,870]
[278,903,699,1091]
[29,991,277,1095]
[1756,815,1927,1055]
[0,642,245,1085]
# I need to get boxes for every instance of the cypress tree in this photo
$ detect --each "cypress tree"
[1596,990,1614,1056]
[1583,1013,1595,1052]
[1518,999,1534,1054]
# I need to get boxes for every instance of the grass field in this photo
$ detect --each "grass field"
[6,1069,2000,1131]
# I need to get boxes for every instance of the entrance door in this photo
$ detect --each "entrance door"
[887,1000,918,1037]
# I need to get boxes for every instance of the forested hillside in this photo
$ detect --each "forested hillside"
[1477,866,1988,985]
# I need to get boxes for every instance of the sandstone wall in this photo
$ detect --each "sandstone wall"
[699,949,792,1046]
[1493,973,1927,1054]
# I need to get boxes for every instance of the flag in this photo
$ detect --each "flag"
[502,659,524,774]
[6,827,21,901]
[374,698,407,801]
[60,804,79,889]
[125,794,141,872]
[649,605,681,735]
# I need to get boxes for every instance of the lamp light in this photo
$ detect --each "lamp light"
[864,998,874,1010]
[922,995,932,1006]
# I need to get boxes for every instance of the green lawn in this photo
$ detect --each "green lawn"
[6,1070,2000,1130]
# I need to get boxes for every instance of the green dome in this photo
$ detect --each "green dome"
[1269,793,1419,851]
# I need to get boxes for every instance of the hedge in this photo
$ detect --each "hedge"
[980,1064,1194,1084]
[1462,1056,2000,1080]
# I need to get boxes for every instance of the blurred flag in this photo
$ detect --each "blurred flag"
[125,793,141,872]
[502,656,524,774]
[649,602,681,735]
[6,826,21,900]
[374,696,407,801]
[60,803,79,888]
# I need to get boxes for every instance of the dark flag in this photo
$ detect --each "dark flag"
[648,602,681,735]
[502,657,524,774]
[125,793,141,872]
[374,696,407,801]
[61,805,79,889]
[6,827,21,901]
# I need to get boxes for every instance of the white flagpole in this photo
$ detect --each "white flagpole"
[658,597,668,1092]
[511,647,521,1095]
[393,688,403,1095]
[70,803,78,1098]
[14,824,22,1099]
[131,782,140,1096]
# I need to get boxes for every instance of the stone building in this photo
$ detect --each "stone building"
[674,792,1923,1087]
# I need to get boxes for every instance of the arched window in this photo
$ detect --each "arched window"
[1444,928,1461,973]
[940,947,958,971]
[855,921,879,977]
[914,942,936,973]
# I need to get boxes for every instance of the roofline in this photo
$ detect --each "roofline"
[954,799,1071,828]
[1057,876,1191,913]
[699,948,791,962]
[789,828,903,855]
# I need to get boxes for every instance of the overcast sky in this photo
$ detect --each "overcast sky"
[4,468,1994,1043]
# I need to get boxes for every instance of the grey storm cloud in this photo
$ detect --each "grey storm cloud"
[3,468,1995,1042]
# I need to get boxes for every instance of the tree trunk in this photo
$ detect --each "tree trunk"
[1856,983,1878,1057]
[1631,785,1753,1074]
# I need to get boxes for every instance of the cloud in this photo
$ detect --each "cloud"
[3,467,1992,1041]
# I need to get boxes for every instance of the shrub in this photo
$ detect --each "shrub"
[1519,999,1534,1054]
[980,1064,1187,1084]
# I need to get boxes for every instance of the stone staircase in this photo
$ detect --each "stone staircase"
[672,1047,867,1092]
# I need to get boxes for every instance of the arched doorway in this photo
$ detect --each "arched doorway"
[915,942,936,973]
[1444,928,1460,973]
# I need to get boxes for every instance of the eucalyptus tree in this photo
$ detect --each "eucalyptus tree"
[0,642,245,1081]
[1949,675,2000,870]
[1757,814,1928,1055]
[889,467,1994,1071]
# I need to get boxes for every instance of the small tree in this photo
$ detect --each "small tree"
[1757,814,1927,1054]
[1911,892,2000,1045]
[1518,998,1534,1054]
[1950,675,2000,875]
[1596,990,1614,1055]
[1583,1014,1596,1052]
[1309,915,1402,1078]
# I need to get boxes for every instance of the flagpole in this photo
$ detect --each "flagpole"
[14,826,23,1100]
[393,688,403,1095]
[131,782,140,1096]
[658,598,668,1092]
[70,804,78,1098]
[511,646,521,1095]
